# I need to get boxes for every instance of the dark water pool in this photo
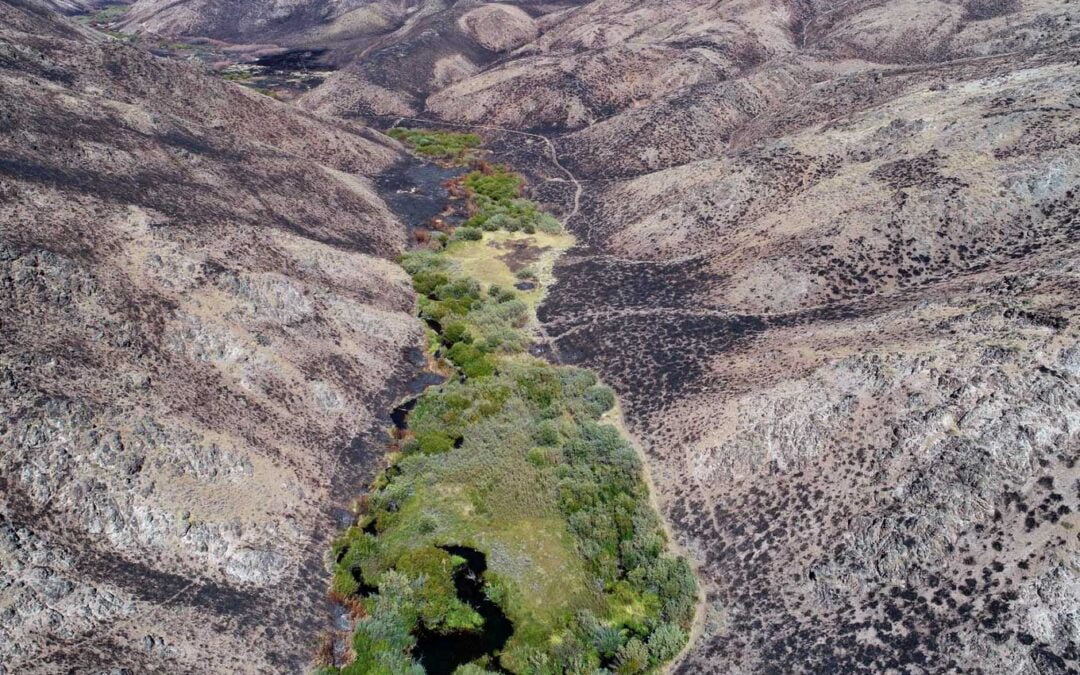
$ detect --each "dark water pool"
[252,48,332,71]
[414,546,513,674]
[391,396,418,430]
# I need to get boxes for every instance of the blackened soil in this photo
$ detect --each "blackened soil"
[374,161,466,231]
[550,312,766,422]
[252,49,332,71]
[541,255,724,317]
[391,396,418,430]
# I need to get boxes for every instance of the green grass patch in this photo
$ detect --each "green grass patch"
[389,127,483,161]
[85,3,127,24]
[465,167,522,202]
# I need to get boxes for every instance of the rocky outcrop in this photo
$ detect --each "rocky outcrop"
[0,1,421,671]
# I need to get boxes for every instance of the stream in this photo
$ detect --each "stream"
[415,547,514,675]
[369,155,518,671]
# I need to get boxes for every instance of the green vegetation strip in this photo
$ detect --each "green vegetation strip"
[388,128,483,162]
[322,130,696,675]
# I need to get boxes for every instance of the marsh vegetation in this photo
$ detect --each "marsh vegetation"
[322,129,696,674]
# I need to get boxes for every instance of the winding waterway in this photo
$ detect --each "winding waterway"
[327,127,700,673]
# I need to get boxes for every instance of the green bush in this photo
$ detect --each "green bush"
[397,547,483,632]
[463,196,562,235]
[488,285,517,303]
[388,128,482,161]
[534,420,561,446]
[593,625,625,659]
[527,447,560,468]
[453,226,483,241]
[647,623,686,664]
[447,342,495,379]
[614,639,650,675]
[442,321,473,346]
[465,168,521,201]
[584,385,616,418]
[413,430,456,455]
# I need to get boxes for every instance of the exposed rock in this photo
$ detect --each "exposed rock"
[0,1,421,671]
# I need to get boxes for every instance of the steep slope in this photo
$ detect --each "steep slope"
[0,2,422,671]
[119,0,410,45]
[320,0,1079,671]
[297,0,589,119]
[540,51,1080,672]
[7,0,1080,672]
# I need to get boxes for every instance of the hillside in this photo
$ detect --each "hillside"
[5,0,1080,672]
[318,0,1080,670]
[0,1,422,671]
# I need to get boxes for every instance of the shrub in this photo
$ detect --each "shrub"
[453,226,483,241]
[584,385,616,418]
[534,420,561,446]
[527,447,560,468]
[614,639,650,674]
[488,285,516,302]
[412,270,450,297]
[396,546,483,632]
[447,342,495,378]
[465,167,521,201]
[647,623,686,664]
[463,196,561,235]
[388,128,482,161]
[442,321,473,346]
[413,430,456,455]
[593,625,625,659]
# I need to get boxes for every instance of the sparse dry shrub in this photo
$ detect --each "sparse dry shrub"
[313,631,336,667]
[327,588,350,606]
[327,590,368,620]
[352,494,371,516]
[343,595,368,619]
[429,217,453,233]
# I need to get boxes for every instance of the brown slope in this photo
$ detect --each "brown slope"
[375,0,1080,671]
[0,2,421,672]
[12,0,1080,671]
[539,48,1080,671]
